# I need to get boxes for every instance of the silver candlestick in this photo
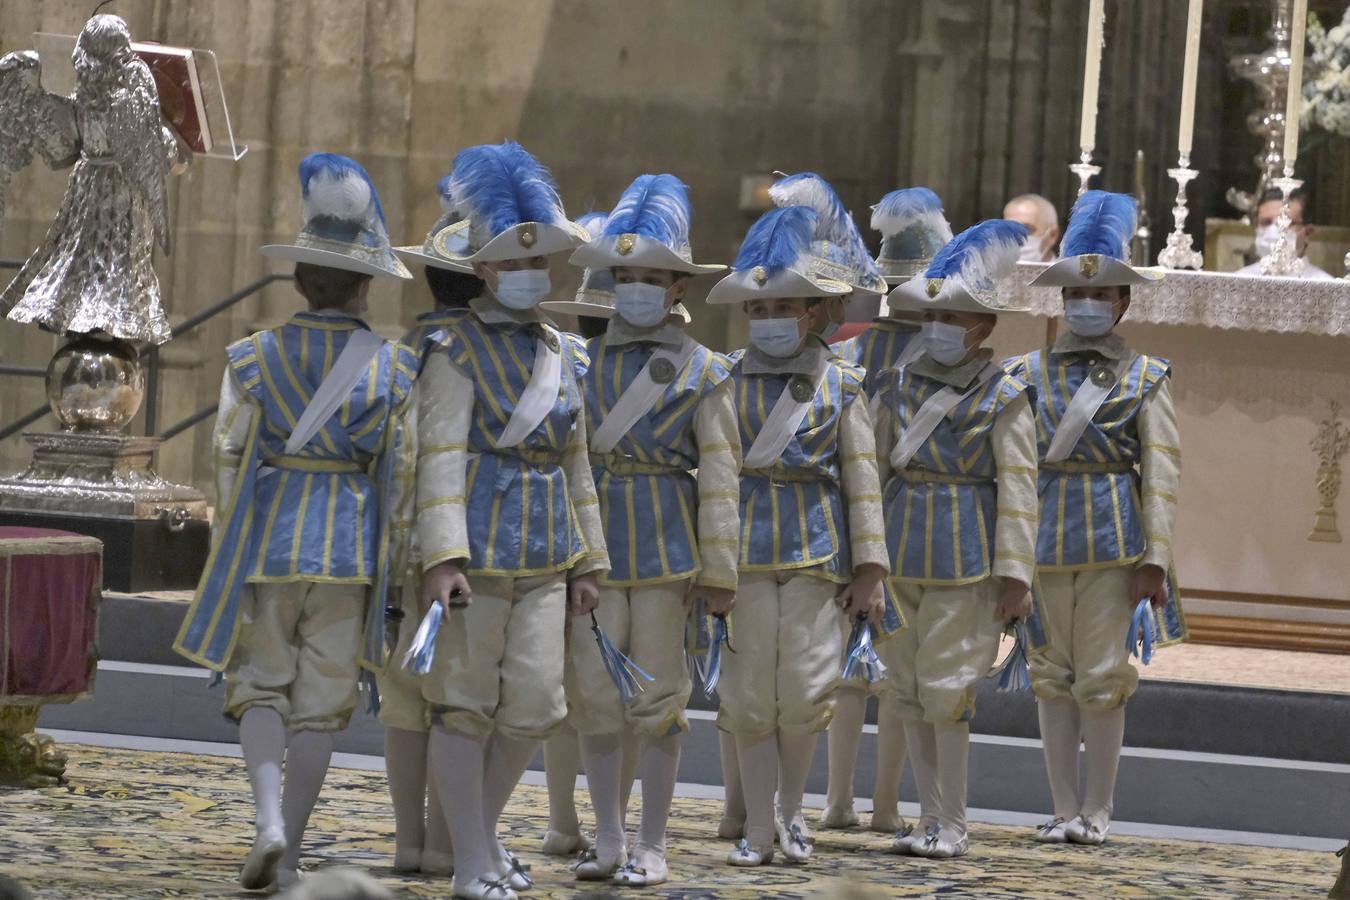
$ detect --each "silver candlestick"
[1158,156,1203,270]
[1259,169,1305,276]
[1070,148,1101,197]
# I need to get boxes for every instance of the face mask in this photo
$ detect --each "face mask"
[614,281,670,328]
[749,316,804,358]
[1063,297,1116,337]
[922,321,972,366]
[1018,234,1046,263]
[1253,224,1280,259]
[493,268,550,309]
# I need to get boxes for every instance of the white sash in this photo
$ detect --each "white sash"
[890,363,1001,470]
[1044,354,1138,463]
[867,336,927,422]
[744,352,831,469]
[496,333,562,449]
[590,335,699,455]
[283,328,385,456]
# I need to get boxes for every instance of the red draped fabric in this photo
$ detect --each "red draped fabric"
[0,526,101,704]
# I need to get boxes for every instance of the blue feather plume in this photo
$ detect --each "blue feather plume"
[731,206,818,273]
[1061,190,1137,260]
[603,174,692,248]
[576,210,609,239]
[870,187,953,242]
[448,141,566,236]
[771,172,883,283]
[924,219,1029,285]
[435,174,455,214]
[299,152,386,227]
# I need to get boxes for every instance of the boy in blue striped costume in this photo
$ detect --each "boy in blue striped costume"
[702,205,891,868]
[174,154,417,891]
[1009,191,1184,847]
[874,220,1040,859]
[542,174,736,886]
[833,187,953,396]
[369,177,487,878]
[414,141,608,900]
[817,185,956,835]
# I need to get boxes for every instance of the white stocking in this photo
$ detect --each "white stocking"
[279,729,334,873]
[902,720,941,832]
[384,727,428,861]
[933,721,970,839]
[719,730,745,825]
[543,725,583,838]
[430,727,492,892]
[579,732,626,862]
[872,705,908,830]
[482,733,539,869]
[239,708,286,837]
[824,688,866,816]
[776,731,818,831]
[1080,704,1126,829]
[1037,699,1082,820]
[735,733,779,850]
[636,732,681,856]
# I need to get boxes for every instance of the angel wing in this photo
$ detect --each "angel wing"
[0,51,78,229]
[105,56,174,255]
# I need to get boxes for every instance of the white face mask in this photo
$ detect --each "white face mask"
[1063,297,1116,337]
[922,321,972,366]
[614,281,670,328]
[1253,224,1280,259]
[748,316,804,358]
[493,268,551,309]
[1018,234,1047,263]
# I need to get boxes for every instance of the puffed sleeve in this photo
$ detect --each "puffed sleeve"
[838,393,889,572]
[416,352,473,570]
[990,390,1039,587]
[1137,376,1181,569]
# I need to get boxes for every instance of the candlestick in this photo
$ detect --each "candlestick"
[1158,154,1203,270]
[1069,148,1101,198]
[1080,0,1105,152]
[1178,0,1204,156]
[1259,170,1306,276]
[1283,0,1308,167]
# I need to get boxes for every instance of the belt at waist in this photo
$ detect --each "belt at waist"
[742,465,829,484]
[895,468,990,486]
[1042,460,1135,475]
[588,453,686,476]
[262,456,366,473]
[468,448,563,467]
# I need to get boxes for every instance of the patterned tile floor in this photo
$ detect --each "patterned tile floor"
[0,745,1337,899]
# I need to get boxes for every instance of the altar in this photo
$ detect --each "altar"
[996,262,1350,655]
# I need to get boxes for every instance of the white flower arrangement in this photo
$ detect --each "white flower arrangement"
[1303,8,1350,138]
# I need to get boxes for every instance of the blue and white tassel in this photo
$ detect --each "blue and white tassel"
[402,603,444,676]
[592,612,654,705]
[1126,598,1157,665]
[695,614,733,697]
[360,668,381,716]
[841,616,888,684]
[990,622,1032,693]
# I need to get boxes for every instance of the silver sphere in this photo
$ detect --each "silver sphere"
[45,335,144,432]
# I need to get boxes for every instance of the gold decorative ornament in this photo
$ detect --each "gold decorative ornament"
[926,278,943,298]
[650,358,676,384]
[751,266,768,286]
[0,706,67,788]
[1079,254,1101,278]
[543,329,560,353]
[1090,364,1115,388]
[517,223,537,248]
[1309,400,1350,543]
[616,234,636,255]
[789,375,815,403]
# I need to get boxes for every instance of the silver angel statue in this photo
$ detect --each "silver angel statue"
[0,14,183,345]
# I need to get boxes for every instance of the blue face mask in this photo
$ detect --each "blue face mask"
[614,281,670,328]
[922,321,971,366]
[748,316,804,358]
[493,268,550,309]
[1063,297,1116,337]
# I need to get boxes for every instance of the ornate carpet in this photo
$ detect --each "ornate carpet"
[0,745,1333,898]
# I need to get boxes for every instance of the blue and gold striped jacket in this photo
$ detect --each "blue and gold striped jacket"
[875,358,1035,585]
[833,319,923,395]
[1005,347,1171,571]
[404,308,471,360]
[731,350,871,581]
[584,333,731,586]
[436,314,593,575]
[175,312,417,671]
